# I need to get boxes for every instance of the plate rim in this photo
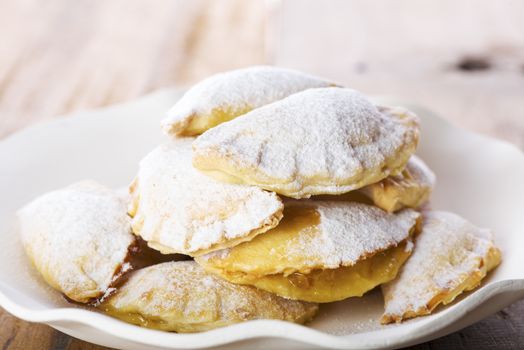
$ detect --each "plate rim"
[1,279,523,349]
[1,88,523,349]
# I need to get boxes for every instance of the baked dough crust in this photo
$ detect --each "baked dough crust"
[18,181,136,303]
[199,241,413,303]
[100,261,318,332]
[161,66,335,136]
[196,201,421,302]
[360,155,435,212]
[381,211,501,323]
[192,88,420,199]
[129,138,283,256]
[317,156,436,212]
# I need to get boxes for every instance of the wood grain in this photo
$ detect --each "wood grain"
[405,302,524,349]
[0,0,264,349]
[272,1,524,349]
[272,0,524,150]
[0,0,522,349]
[0,0,265,141]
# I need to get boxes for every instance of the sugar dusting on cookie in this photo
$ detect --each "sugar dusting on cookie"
[193,88,420,198]
[130,138,283,255]
[287,201,420,269]
[201,201,420,272]
[103,261,318,330]
[162,66,335,135]
[381,211,501,323]
[17,181,136,302]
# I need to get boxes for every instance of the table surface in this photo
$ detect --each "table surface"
[0,0,522,349]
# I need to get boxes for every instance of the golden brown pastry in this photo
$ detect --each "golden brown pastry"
[129,138,283,256]
[381,211,501,323]
[17,181,136,303]
[100,261,318,332]
[192,88,420,199]
[196,201,421,302]
[360,155,435,212]
[318,155,435,212]
[161,65,336,136]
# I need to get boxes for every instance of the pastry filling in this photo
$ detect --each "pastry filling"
[203,242,411,303]
[198,205,415,302]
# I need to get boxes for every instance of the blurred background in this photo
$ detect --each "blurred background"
[0,1,523,349]
[1,0,523,148]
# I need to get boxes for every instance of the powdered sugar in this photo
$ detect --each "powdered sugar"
[130,138,283,255]
[202,201,420,272]
[104,261,318,329]
[17,181,136,303]
[161,66,334,135]
[193,88,419,198]
[287,201,420,269]
[404,239,414,253]
[381,211,500,321]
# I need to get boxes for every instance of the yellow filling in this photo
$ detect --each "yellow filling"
[203,242,411,303]
[198,206,324,276]
[197,205,414,302]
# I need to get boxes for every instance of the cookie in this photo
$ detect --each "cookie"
[129,138,283,256]
[18,181,136,303]
[162,66,335,136]
[101,261,318,332]
[381,211,501,323]
[193,88,419,198]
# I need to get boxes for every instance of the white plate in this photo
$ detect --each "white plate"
[0,89,523,350]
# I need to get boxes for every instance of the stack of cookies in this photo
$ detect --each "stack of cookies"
[18,66,501,332]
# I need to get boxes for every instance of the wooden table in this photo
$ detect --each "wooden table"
[0,1,522,349]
